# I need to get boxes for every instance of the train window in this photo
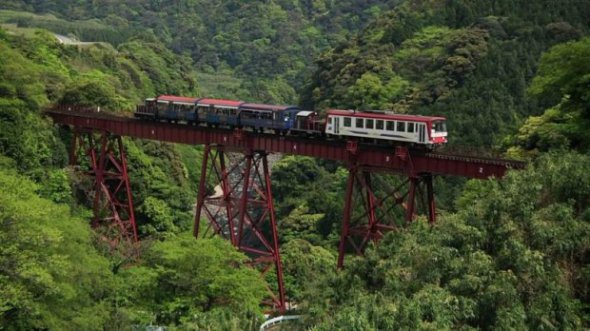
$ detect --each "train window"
[356,118,364,128]
[433,121,447,132]
[386,121,395,131]
[397,121,406,132]
[408,123,414,133]
[328,117,332,125]
[157,103,167,111]
[344,117,351,127]
[366,119,374,129]
[376,120,384,130]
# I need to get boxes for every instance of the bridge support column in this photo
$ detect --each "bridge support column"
[337,168,436,268]
[194,145,286,313]
[70,129,138,252]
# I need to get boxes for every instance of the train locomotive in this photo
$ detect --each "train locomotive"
[135,95,448,147]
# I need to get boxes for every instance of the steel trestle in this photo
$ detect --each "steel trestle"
[194,144,286,313]
[48,108,526,314]
[337,147,436,268]
[70,129,138,252]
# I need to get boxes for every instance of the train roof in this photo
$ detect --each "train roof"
[239,103,300,112]
[157,95,198,103]
[197,98,243,108]
[326,109,446,122]
[296,111,316,117]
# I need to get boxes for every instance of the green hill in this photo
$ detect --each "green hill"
[302,0,590,147]
[1,1,590,329]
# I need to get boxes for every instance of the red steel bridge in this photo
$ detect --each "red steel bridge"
[45,107,525,313]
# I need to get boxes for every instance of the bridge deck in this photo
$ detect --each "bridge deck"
[45,109,524,179]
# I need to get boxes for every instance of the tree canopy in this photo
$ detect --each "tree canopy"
[1,0,590,329]
[509,37,590,155]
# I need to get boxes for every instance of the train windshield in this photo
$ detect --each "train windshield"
[433,120,447,132]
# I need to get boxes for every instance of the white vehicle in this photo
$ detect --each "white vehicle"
[325,109,447,146]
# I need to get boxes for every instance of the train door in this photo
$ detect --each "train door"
[334,117,340,134]
[419,124,425,143]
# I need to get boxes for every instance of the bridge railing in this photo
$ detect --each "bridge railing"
[50,104,102,113]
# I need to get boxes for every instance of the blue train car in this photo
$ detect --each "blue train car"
[157,95,199,122]
[238,103,300,133]
[196,98,243,127]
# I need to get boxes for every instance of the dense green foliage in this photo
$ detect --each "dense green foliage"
[299,152,590,329]
[0,0,407,103]
[0,26,200,236]
[0,160,113,330]
[2,0,590,329]
[116,234,266,328]
[0,167,266,330]
[0,161,266,330]
[0,160,268,330]
[509,37,590,155]
[303,0,590,147]
[273,156,347,245]
[0,26,267,329]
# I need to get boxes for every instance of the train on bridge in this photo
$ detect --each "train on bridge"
[135,95,448,148]
[47,96,523,314]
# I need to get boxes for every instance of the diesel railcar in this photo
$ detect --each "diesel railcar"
[325,109,447,146]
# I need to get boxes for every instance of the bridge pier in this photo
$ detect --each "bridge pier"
[337,147,436,268]
[69,129,138,252]
[194,144,286,313]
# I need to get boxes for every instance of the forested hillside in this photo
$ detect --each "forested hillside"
[0,0,403,103]
[0,0,589,330]
[0,27,268,329]
[295,152,590,330]
[303,0,590,147]
[288,2,590,327]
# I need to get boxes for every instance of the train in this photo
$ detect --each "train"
[135,95,448,147]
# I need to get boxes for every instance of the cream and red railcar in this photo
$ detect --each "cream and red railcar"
[325,109,447,147]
